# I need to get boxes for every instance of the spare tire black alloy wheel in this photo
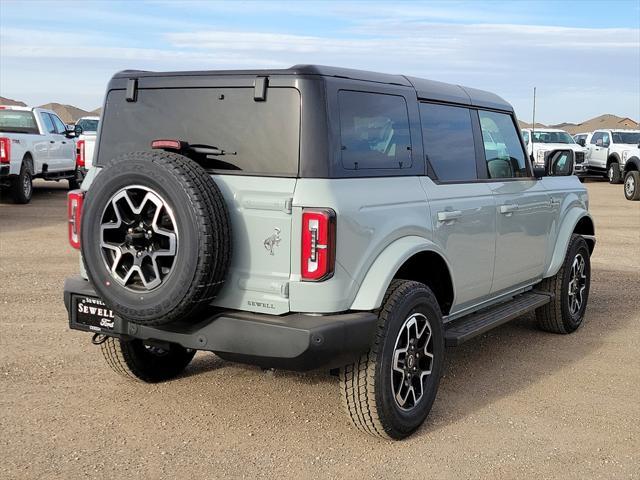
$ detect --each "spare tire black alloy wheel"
[81,151,231,326]
[100,185,178,291]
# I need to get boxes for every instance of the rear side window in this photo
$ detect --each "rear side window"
[478,110,528,179]
[419,103,476,181]
[41,113,56,134]
[0,110,39,134]
[338,91,412,170]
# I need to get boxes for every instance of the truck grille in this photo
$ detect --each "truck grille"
[575,151,585,164]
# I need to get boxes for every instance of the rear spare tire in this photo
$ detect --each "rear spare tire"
[81,152,231,325]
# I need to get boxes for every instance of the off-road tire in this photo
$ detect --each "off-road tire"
[624,171,640,201]
[100,337,196,383]
[11,162,32,204]
[536,234,591,334]
[81,151,231,326]
[608,162,621,184]
[340,280,445,440]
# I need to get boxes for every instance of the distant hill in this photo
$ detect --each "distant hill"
[0,96,27,107]
[519,114,638,135]
[37,103,96,124]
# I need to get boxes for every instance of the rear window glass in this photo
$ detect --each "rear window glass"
[97,87,300,176]
[338,91,412,170]
[77,118,99,132]
[420,103,477,181]
[0,110,39,134]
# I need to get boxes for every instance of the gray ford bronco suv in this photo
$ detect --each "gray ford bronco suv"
[64,65,595,439]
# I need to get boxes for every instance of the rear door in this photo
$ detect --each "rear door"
[477,110,553,294]
[419,102,496,313]
[39,112,60,169]
[97,84,301,314]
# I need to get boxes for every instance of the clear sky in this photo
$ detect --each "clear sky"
[1,0,638,124]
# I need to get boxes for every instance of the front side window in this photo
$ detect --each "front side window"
[420,103,476,181]
[41,113,56,134]
[51,114,67,134]
[590,132,603,145]
[478,110,527,179]
[601,132,610,147]
[338,91,412,170]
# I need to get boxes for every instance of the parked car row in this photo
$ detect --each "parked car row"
[520,126,639,200]
[573,129,640,201]
[0,106,99,203]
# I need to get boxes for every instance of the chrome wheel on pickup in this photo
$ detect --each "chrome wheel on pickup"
[624,171,640,201]
[100,185,178,292]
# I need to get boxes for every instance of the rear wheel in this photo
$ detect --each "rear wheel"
[624,171,640,200]
[11,162,32,204]
[607,162,621,184]
[536,234,591,334]
[100,337,196,383]
[340,280,445,439]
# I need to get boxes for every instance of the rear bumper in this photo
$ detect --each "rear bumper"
[63,275,378,371]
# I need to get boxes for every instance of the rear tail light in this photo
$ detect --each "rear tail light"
[68,190,84,249]
[0,137,11,164]
[75,140,85,167]
[301,208,336,281]
[151,139,183,150]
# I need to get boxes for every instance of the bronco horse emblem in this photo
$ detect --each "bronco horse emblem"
[264,228,281,256]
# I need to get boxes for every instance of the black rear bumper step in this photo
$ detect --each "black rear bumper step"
[444,292,551,346]
[64,276,378,371]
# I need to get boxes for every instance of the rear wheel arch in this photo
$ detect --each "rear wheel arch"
[606,153,620,167]
[624,157,640,173]
[350,237,455,315]
[22,153,34,172]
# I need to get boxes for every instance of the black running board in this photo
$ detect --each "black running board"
[444,292,551,346]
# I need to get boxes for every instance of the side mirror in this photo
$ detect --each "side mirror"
[576,138,586,147]
[74,125,83,136]
[596,139,603,147]
[544,149,574,176]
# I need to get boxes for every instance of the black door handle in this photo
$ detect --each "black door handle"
[50,140,55,144]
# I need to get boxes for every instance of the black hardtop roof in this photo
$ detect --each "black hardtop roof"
[113,64,512,111]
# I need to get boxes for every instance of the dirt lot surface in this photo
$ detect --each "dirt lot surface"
[1,179,638,479]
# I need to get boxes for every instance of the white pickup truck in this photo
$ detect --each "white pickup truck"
[74,116,100,177]
[0,105,80,203]
[585,129,640,185]
[521,128,587,177]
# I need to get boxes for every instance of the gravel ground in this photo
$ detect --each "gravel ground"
[1,179,638,480]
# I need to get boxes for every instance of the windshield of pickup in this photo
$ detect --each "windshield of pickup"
[77,118,99,132]
[0,110,39,134]
[98,87,300,176]
[612,132,640,144]
[532,131,575,144]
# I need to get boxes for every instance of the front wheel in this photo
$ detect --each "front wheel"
[340,280,445,439]
[100,337,196,382]
[535,234,591,334]
[624,171,640,201]
[608,162,622,184]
